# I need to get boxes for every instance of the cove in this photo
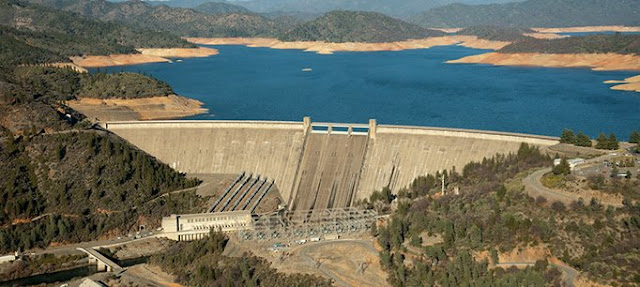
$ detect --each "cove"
[105,45,640,139]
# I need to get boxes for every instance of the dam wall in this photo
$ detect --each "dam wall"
[105,121,305,202]
[104,119,558,209]
[357,125,558,200]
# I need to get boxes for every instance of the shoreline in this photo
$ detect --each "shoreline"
[605,75,640,92]
[71,47,218,68]
[447,52,640,72]
[185,36,510,54]
[67,95,208,121]
[532,26,640,33]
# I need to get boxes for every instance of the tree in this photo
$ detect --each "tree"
[607,133,619,150]
[595,133,609,149]
[630,130,640,144]
[553,157,571,175]
[559,129,575,144]
[574,132,592,147]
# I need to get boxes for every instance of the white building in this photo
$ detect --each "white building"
[553,158,585,170]
[160,210,253,241]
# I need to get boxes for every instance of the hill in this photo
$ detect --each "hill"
[370,144,640,286]
[0,0,194,66]
[193,1,251,14]
[229,0,518,19]
[499,34,640,55]
[278,11,445,43]
[26,0,282,37]
[412,0,640,28]
[457,26,535,42]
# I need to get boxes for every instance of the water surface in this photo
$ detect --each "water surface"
[109,45,639,138]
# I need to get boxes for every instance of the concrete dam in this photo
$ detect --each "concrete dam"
[104,118,558,211]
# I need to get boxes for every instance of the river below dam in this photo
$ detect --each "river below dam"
[104,44,639,139]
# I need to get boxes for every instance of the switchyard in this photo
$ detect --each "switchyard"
[238,208,378,241]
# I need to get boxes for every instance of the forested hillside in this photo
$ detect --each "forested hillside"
[458,26,535,42]
[367,144,640,286]
[0,0,194,60]
[194,1,251,14]
[499,34,640,55]
[0,64,202,253]
[0,1,206,254]
[278,11,445,43]
[412,0,640,28]
[151,231,332,286]
[0,131,202,252]
[26,0,283,37]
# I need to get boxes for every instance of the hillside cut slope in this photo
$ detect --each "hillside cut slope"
[279,11,445,43]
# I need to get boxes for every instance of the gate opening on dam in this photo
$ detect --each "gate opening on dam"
[103,117,558,215]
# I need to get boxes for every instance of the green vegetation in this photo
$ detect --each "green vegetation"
[151,230,332,286]
[595,133,620,150]
[27,0,281,37]
[457,26,534,42]
[0,131,202,253]
[278,11,445,43]
[371,143,640,285]
[6,66,174,103]
[411,0,640,28]
[559,129,592,147]
[552,157,571,175]
[0,0,194,65]
[194,1,251,14]
[500,34,640,55]
[630,130,640,144]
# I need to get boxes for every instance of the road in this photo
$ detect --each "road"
[523,151,624,207]
[29,232,158,257]
[524,168,577,205]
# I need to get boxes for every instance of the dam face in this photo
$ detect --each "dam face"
[104,118,558,211]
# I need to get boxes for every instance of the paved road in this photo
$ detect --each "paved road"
[524,152,624,207]
[524,168,577,205]
[29,233,158,257]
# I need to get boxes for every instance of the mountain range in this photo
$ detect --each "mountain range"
[412,0,640,27]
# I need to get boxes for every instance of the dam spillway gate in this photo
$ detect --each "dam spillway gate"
[103,117,559,213]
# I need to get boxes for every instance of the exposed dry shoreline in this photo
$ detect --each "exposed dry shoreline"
[71,47,218,68]
[186,36,511,54]
[447,52,640,72]
[604,75,640,92]
[532,26,640,33]
[67,94,208,121]
[187,37,465,54]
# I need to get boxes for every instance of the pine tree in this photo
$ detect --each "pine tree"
[559,129,575,144]
[574,132,592,147]
[630,130,640,144]
[607,133,619,150]
[595,133,608,149]
[553,157,571,175]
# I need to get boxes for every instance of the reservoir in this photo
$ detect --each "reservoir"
[108,45,639,138]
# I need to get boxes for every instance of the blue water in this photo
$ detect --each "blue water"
[109,45,639,139]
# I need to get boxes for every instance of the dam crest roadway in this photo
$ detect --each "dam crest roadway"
[102,117,558,210]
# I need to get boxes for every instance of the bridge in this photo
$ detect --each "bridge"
[103,117,558,211]
[76,247,123,272]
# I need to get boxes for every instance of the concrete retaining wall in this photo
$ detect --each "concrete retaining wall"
[105,120,558,206]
